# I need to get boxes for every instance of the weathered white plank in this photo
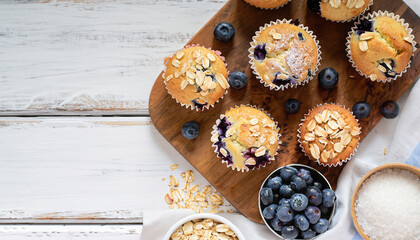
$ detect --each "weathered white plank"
[0,224,141,240]
[0,0,226,115]
[0,117,233,223]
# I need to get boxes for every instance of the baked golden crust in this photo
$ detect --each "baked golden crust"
[320,0,371,22]
[252,23,318,88]
[350,16,414,82]
[164,46,229,110]
[299,104,360,166]
[211,105,280,171]
[243,0,289,9]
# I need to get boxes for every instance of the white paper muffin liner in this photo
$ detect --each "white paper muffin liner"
[162,44,230,111]
[210,104,281,172]
[297,102,361,167]
[248,19,322,91]
[243,0,291,10]
[320,0,373,23]
[346,10,417,83]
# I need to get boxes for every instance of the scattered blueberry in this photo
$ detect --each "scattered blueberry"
[290,175,307,192]
[380,101,399,119]
[305,206,321,224]
[301,228,317,239]
[279,198,291,206]
[352,101,371,119]
[279,185,295,198]
[294,214,310,231]
[280,166,298,182]
[313,182,323,190]
[263,204,278,220]
[318,67,338,90]
[305,186,322,206]
[356,19,373,35]
[313,218,329,233]
[181,121,200,139]
[214,22,235,42]
[290,193,308,211]
[267,176,282,190]
[254,44,267,61]
[322,189,335,208]
[260,187,274,205]
[307,0,321,13]
[276,204,295,222]
[297,32,305,41]
[270,216,284,232]
[281,225,299,239]
[228,71,248,89]
[285,99,300,114]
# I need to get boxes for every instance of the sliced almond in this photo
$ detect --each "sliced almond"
[329,0,341,8]
[304,133,316,142]
[310,143,320,159]
[325,124,334,134]
[220,148,228,157]
[245,158,256,165]
[180,80,188,90]
[187,78,194,85]
[319,137,329,145]
[165,74,173,82]
[328,120,339,130]
[307,119,316,131]
[249,125,260,133]
[255,146,266,157]
[176,51,184,59]
[216,74,229,89]
[215,224,229,233]
[202,57,210,69]
[183,221,194,234]
[334,142,344,153]
[315,125,327,137]
[360,32,374,40]
[351,126,361,136]
[331,111,341,120]
[211,133,219,143]
[384,59,392,70]
[341,133,352,146]
[207,81,217,89]
[369,74,377,81]
[193,49,201,58]
[259,136,266,144]
[226,127,235,136]
[186,70,196,79]
[404,36,413,44]
[320,150,329,163]
[165,193,174,204]
[272,32,282,40]
[337,117,346,129]
[172,59,181,68]
[346,0,356,9]
[359,40,368,52]
[200,91,208,96]
[250,118,259,125]
[355,0,365,8]
[174,71,180,78]
[315,114,323,124]
[377,64,387,73]
[207,53,216,62]
[321,109,330,123]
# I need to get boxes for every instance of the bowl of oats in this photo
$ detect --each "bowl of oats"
[164,213,245,240]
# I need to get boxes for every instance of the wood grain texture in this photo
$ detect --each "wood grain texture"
[0,117,234,223]
[149,0,420,223]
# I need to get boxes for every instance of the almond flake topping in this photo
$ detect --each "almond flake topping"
[220,148,228,156]
[315,114,323,124]
[355,0,365,8]
[244,158,256,165]
[250,118,259,125]
[360,32,374,40]
[255,146,266,157]
[304,133,316,142]
[359,40,368,52]
[377,64,387,73]
[334,142,344,153]
[369,74,377,81]
[307,119,316,131]
[166,74,173,82]
[180,80,188,90]
[207,53,216,62]
[249,125,260,133]
[176,51,185,59]
[310,143,320,159]
[172,59,181,68]
[404,36,413,44]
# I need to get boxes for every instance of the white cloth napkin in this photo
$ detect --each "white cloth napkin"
[141,80,420,240]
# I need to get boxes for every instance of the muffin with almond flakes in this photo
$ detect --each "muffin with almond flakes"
[211,105,280,172]
[307,0,372,22]
[298,103,361,167]
[163,46,229,111]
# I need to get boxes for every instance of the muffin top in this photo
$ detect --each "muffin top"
[212,105,280,171]
[320,0,371,22]
[243,0,290,9]
[164,46,229,110]
[251,22,318,89]
[299,104,360,166]
[350,17,414,82]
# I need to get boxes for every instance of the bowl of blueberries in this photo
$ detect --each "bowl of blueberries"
[259,164,336,239]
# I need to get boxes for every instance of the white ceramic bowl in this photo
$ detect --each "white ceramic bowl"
[163,213,246,240]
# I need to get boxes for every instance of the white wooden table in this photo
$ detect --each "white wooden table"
[0,0,419,239]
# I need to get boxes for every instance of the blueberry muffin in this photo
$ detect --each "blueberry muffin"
[243,0,290,9]
[249,20,319,90]
[299,104,361,167]
[307,0,371,22]
[348,15,415,82]
[164,46,229,110]
[211,105,280,172]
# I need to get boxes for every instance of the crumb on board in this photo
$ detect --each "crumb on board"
[170,164,178,170]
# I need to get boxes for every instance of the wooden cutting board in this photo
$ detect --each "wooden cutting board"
[149,0,420,223]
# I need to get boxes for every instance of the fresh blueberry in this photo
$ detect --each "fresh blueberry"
[313,182,323,190]
[267,176,282,190]
[356,19,373,35]
[297,32,305,41]
[301,228,317,239]
[270,216,284,232]
[263,204,278,220]
[352,101,371,119]
[305,206,321,224]
[285,99,300,114]
[290,193,308,211]
[276,204,294,222]
[307,0,321,13]
[279,198,291,206]
[260,187,274,205]
[228,71,248,89]
[281,225,299,239]
[322,189,335,208]
[297,168,311,181]
[280,166,298,182]
[305,186,322,206]
[181,121,200,139]
[254,44,267,61]
[306,176,314,185]
[318,67,338,90]
[294,214,310,231]
[313,218,329,233]
[279,185,295,198]
[380,101,399,119]
[290,175,307,192]
[214,22,235,42]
